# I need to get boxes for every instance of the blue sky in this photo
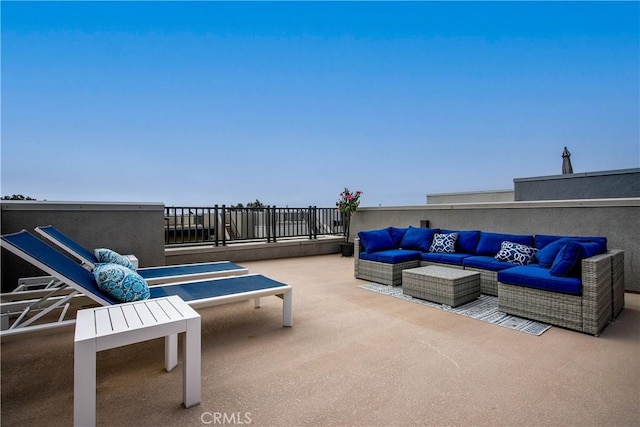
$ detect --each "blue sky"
[2,1,638,208]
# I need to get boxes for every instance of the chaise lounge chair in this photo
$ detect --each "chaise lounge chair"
[0,230,293,337]
[34,225,248,285]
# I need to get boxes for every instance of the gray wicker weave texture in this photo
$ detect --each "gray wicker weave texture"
[609,250,625,318]
[356,259,420,286]
[420,261,464,270]
[402,266,481,307]
[462,267,499,296]
[498,251,615,335]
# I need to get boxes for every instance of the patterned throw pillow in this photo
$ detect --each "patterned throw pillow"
[93,263,150,302]
[494,241,538,266]
[94,248,136,270]
[429,233,458,253]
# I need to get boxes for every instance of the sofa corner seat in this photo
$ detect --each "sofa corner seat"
[354,239,420,286]
[497,250,622,335]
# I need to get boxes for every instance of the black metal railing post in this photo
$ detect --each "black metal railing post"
[213,205,219,246]
[165,205,342,246]
[271,205,277,242]
[221,204,227,246]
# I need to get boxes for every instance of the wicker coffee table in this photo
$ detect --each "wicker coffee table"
[402,266,481,307]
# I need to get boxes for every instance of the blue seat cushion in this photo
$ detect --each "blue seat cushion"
[535,237,607,268]
[475,232,533,256]
[498,265,582,295]
[387,227,409,247]
[359,249,421,264]
[463,256,519,272]
[399,226,439,252]
[358,228,396,253]
[420,252,471,266]
[441,229,480,254]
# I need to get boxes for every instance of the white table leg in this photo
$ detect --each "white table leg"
[254,297,261,308]
[283,289,293,327]
[74,338,97,427]
[165,333,178,372]
[183,316,201,408]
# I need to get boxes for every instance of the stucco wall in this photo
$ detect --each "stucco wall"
[350,198,640,292]
[1,201,165,292]
[165,236,343,266]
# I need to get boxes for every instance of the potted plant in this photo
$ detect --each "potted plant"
[336,187,362,257]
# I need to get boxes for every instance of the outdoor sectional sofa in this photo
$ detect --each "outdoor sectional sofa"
[354,226,625,335]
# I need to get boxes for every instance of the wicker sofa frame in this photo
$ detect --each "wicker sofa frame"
[354,237,625,335]
[498,249,624,336]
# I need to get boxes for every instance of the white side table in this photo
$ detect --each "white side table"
[74,296,201,427]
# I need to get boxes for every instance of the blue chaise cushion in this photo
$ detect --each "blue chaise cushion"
[358,228,396,253]
[359,249,421,264]
[399,226,439,252]
[93,263,150,302]
[94,248,136,270]
[498,265,582,295]
[475,232,533,256]
[387,227,409,247]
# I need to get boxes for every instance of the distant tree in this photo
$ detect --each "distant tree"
[246,199,266,209]
[230,199,267,209]
[1,194,37,200]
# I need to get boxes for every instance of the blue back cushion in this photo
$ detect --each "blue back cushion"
[358,228,396,253]
[534,234,565,250]
[535,234,607,250]
[536,238,572,267]
[536,237,607,268]
[475,232,533,256]
[387,227,409,247]
[441,229,480,254]
[549,241,584,276]
[399,226,439,252]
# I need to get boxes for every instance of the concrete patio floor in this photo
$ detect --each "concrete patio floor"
[1,254,639,426]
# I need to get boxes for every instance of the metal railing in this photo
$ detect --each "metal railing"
[164,205,345,245]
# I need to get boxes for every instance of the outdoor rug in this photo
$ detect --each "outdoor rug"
[360,283,551,336]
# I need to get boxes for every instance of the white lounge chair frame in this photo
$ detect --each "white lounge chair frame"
[34,225,249,285]
[1,230,293,338]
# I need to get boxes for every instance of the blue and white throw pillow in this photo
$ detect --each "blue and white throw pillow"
[494,241,538,265]
[429,233,458,253]
[94,248,136,270]
[93,263,150,303]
